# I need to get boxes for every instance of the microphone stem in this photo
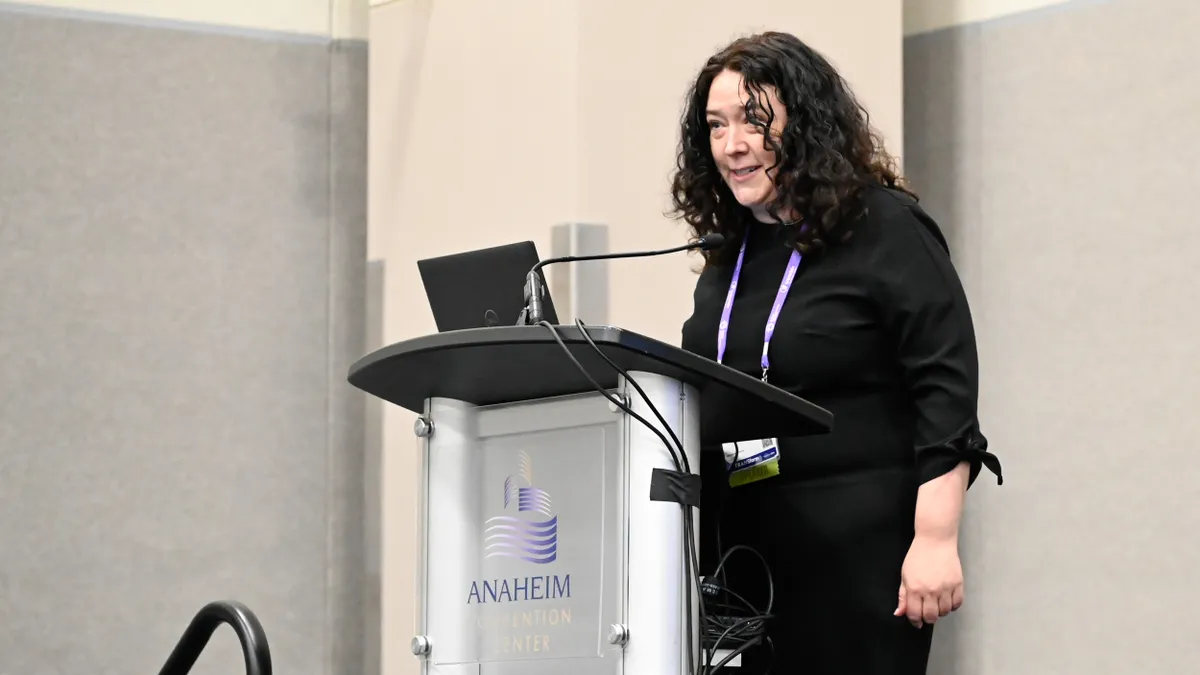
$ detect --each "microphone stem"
[525,271,546,325]
[519,236,719,326]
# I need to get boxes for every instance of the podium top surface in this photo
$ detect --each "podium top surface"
[347,325,832,445]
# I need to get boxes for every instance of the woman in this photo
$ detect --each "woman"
[673,32,1003,674]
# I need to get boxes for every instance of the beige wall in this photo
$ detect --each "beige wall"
[368,2,903,674]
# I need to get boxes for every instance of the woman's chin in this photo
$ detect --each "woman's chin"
[732,193,767,210]
[729,182,770,205]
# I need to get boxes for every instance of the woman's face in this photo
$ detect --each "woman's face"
[705,68,788,223]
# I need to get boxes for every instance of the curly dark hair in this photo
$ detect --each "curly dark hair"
[670,31,914,267]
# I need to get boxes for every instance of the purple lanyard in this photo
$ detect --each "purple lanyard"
[716,235,802,382]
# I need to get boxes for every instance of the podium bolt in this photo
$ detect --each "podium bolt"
[411,635,432,656]
[413,416,434,438]
[607,394,629,413]
[607,623,629,646]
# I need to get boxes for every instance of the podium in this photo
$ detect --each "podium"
[348,324,832,675]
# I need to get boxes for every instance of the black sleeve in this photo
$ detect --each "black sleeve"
[865,202,1003,488]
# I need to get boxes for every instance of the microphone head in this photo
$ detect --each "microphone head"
[698,233,727,250]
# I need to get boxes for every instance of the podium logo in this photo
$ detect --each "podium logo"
[484,450,559,564]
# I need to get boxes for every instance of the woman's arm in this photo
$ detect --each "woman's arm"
[915,460,970,541]
[898,460,972,628]
[866,197,1003,490]
[865,194,1003,627]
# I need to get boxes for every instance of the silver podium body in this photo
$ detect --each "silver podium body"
[348,325,832,675]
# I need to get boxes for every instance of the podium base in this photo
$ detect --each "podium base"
[413,371,701,675]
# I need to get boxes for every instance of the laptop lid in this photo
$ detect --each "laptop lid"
[417,240,559,332]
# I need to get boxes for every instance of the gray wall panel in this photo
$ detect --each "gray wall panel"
[905,1,1200,672]
[327,40,370,675]
[362,259,386,675]
[0,7,367,675]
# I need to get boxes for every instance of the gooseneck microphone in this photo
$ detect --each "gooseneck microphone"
[519,233,727,326]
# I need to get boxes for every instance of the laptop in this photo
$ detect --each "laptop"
[417,241,559,332]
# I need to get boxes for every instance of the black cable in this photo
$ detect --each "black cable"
[702,433,776,672]
[712,545,773,615]
[708,633,762,671]
[543,319,704,674]
[563,319,773,674]
[573,318,692,474]
[714,442,741,588]
[542,319,773,674]
[537,321,685,472]
[571,317,708,673]
[701,543,775,673]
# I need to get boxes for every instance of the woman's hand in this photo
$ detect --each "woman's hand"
[898,460,971,628]
[894,533,964,629]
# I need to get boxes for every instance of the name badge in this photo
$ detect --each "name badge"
[721,438,782,487]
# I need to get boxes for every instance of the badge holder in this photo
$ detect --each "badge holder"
[715,233,802,489]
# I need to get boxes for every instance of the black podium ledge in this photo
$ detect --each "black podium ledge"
[347,325,832,446]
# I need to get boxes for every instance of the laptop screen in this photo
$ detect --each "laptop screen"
[417,241,559,332]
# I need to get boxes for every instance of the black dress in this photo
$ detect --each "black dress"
[680,186,1002,675]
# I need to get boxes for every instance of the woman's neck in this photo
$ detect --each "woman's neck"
[750,203,800,226]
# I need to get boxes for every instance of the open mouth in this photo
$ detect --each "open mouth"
[730,166,761,180]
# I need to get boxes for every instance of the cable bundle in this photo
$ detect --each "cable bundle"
[700,544,775,671]
[540,318,776,674]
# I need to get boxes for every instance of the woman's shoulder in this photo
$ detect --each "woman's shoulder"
[846,185,951,258]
